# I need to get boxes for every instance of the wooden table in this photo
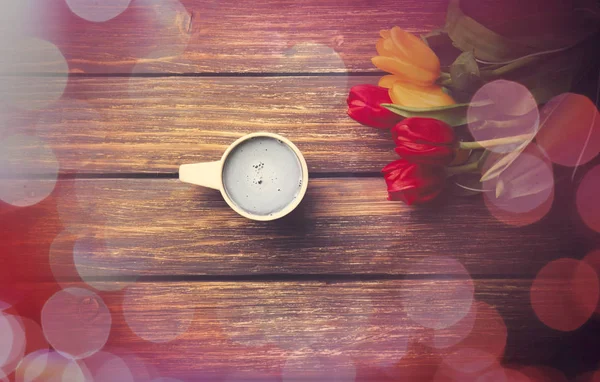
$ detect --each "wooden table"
[1,0,600,381]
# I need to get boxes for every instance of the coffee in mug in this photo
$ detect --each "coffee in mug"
[179,132,308,221]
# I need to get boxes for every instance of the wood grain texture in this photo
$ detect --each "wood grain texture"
[10,279,600,380]
[6,76,399,174]
[19,0,592,74]
[30,0,448,74]
[8,177,588,280]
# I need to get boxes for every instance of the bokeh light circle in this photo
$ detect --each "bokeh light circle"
[519,365,568,382]
[123,284,194,343]
[41,287,112,359]
[3,316,50,376]
[434,359,505,382]
[482,144,554,227]
[0,134,59,207]
[577,165,600,234]
[484,152,553,214]
[15,349,91,382]
[531,258,599,331]
[74,234,131,291]
[282,352,356,382]
[84,351,138,382]
[49,231,81,289]
[0,313,25,376]
[429,301,477,349]
[467,80,539,153]
[442,301,507,374]
[536,93,600,167]
[583,249,600,314]
[402,256,474,329]
[66,0,132,22]
[475,367,509,382]
[281,43,349,97]
[133,0,192,58]
[0,38,68,110]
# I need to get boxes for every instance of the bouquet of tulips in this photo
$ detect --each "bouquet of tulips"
[347,0,600,205]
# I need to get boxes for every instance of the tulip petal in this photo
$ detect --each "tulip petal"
[378,75,402,89]
[380,29,391,39]
[390,26,441,74]
[376,39,391,57]
[383,37,404,57]
[390,82,455,108]
[372,56,438,86]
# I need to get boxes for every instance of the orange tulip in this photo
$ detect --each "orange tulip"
[389,81,455,108]
[372,26,441,86]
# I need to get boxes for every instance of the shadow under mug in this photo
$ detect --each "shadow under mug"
[179,132,309,221]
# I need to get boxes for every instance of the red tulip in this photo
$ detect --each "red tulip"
[392,117,456,165]
[382,159,445,205]
[347,84,403,129]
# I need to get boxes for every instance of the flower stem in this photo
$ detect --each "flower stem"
[445,160,480,177]
[459,134,533,150]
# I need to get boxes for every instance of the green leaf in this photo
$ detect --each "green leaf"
[420,29,451,49]
[479,80,572,183]
[449,173,491,197]
[382,100,492,127]
[445,0,537,62]
[479,140,531,182]
[450,51,483,92]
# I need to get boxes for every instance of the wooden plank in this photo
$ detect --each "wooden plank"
[16,0,589,74]
[6,76,399,174]
[1,177,588,281]
[27,0,448,74]
[7,279,594,380]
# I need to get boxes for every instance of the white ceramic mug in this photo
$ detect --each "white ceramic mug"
[179,132,309,221]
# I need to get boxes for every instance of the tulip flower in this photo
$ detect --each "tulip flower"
[389,81,455,108]
[347,84,404,129]
[392,117,456,165]
[372,27,441,86]
[382,159,446,205]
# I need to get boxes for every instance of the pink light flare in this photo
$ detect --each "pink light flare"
[441,301,507,374]
[424,301,477,350]
[401,256,474,330]
[583,249,600,314]
[482,143,554,227]
[518,365,568,382]
[14,349,92,382]
[84,350,157,382]
[65,0,132,23]
[576,165,600,234]
[476,367,531,382]
[530,258,599,331]
[282,352,356,382]
[41,287,112,359]
[467,80,540,154]
[536,93,600,167]
[433,359,506,382]
[122,284,195,344]
[0,312,25,377]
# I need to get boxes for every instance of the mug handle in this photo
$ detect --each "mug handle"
[179,161,222,190]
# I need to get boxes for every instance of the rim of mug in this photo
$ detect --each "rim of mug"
[218,132,309,221]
